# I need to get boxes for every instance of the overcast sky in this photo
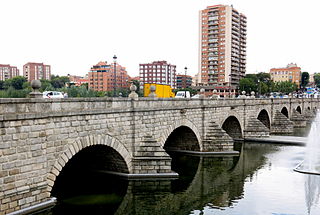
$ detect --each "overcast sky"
[1,0,320,77]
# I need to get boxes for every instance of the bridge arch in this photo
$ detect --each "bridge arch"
[257,109,270,129]
[47,134,131,194]
[221,116,243,139]
[296,106,302,114]
[160,119,201,151]
[281,107,289,118]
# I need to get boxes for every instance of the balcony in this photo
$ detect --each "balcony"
[208,12,219,17]
[208,61,218,66]
[208,47,218,51]
[208,38,218,43]
[208,16,219,21]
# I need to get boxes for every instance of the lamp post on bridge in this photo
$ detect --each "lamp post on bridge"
[258,79,261,98]
[184,66,188,98]
[229,74,232,98]
[113,55,117,97]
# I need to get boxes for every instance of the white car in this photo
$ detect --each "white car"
[175,91,191,98]
[43,91,64,98]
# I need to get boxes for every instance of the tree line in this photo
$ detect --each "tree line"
[0,75,142,98]
[239,72,318,96]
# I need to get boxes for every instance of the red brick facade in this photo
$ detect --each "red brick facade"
[0,64,20,81]
[88,61,130,91]
[23,62,51,81]
[139,61,176,88]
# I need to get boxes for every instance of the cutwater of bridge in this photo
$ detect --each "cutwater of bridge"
[0,97,318,214]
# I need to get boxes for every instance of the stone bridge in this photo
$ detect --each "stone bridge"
[0,97,319,214]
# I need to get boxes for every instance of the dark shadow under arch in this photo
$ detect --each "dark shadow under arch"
[296,106,302,114]
[281,107,289,118]
[257,109,270,129]
[164,126,200,152]
[51,145,129,206]
[222,116,242,139]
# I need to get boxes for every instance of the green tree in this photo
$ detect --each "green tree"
[239,78,257,93]
[131,80,143,97]
[256,72,271,83]
[0,81,4,90]
[259,82,269,95]
[242,73,272,95]
[245,74,258,83]
[22,82,31,90]
[0,87,31,98]
[50,75,70,89]
[4,76,27,90]
[40,79,54,91]
[314,73,320,88]
[301,72,309,88]
[272,81,297,94]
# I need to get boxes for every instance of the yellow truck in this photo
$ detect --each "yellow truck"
[143,83,175,98]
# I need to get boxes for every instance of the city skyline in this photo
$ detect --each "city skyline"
[1,0,320,78]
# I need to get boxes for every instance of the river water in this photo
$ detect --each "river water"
[40,129,320,215]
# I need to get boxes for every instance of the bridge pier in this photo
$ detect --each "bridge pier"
[202,122,234,152]
[303,108,316,124]
[131,136,177,177]
[271,110,294,134]
[290,110,307,128]
[244,117,270,138]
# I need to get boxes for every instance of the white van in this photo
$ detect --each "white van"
[175,91,191,98]
[43,91,64,98]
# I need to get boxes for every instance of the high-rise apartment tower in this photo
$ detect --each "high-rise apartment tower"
[198,5,247,94]
[23,62,51,81]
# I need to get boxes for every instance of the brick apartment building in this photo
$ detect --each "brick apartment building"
[23,62,51,81]
[67,74,89,86]
[139,61,176,88]
[0,64,19,81]
[198,5,247,96]
[270,63,301,88]
[88,61,130,91]
[176,74,192,89]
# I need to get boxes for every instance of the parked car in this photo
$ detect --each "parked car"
[175,91,191,98]
[191,94,200,99]
[43,91,64,98]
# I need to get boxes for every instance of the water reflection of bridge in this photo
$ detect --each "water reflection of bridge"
[115,143,279,215]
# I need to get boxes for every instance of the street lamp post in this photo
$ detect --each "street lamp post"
[184,67,187,98]
[113,55,117,97]
[258,79,261,98]
[229,74,232,98]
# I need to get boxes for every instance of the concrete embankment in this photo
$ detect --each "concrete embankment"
[245,135,307,146]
